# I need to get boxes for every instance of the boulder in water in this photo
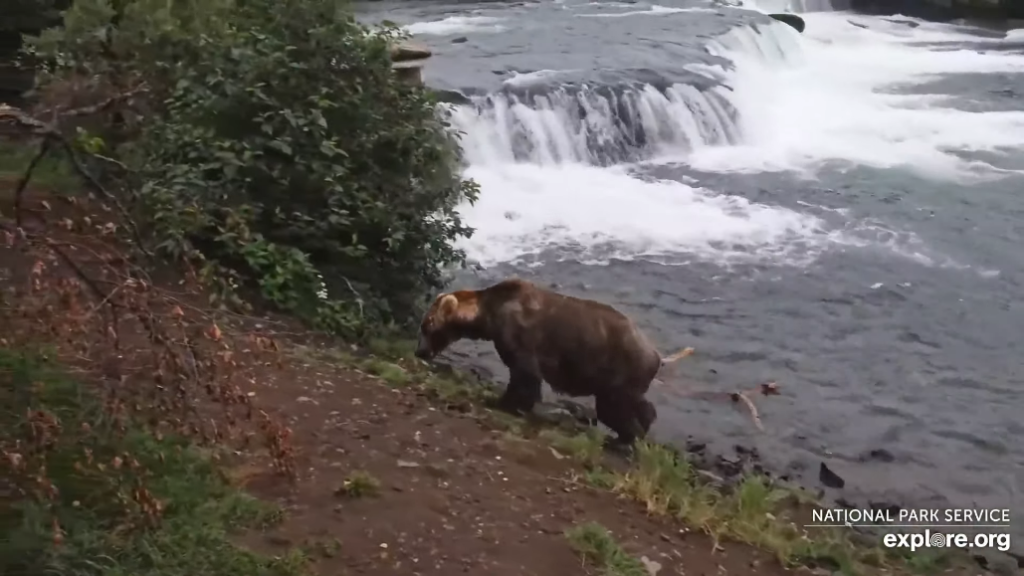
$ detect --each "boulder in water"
[768,13,806,33]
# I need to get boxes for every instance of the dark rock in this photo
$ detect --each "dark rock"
[768,13,806,33]
[685,440,706,453]
[882,17,920,27]
[848,20,869,29]
[431,89,472,106]
[860,448,892,461]
[818,462,846,489]
[716,455,744,477]
[451,36,468,44]
[848,0,1013,22]
[869,500,902,516]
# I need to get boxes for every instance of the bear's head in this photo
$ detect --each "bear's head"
[414,291,479,360]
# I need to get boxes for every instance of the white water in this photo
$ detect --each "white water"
[443,2,1024,268]
[690,6,1024,181]
[403,15,506,35]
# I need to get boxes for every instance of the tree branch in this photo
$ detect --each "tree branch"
[13,139,52,228]
[0,101,152,257]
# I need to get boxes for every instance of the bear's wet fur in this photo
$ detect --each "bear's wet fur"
[415,278,691,448]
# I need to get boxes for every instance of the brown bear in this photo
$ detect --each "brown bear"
[414,278,693,448]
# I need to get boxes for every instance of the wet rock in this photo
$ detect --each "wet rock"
[451,36,468,44]
[768,13,806,33]
[978,552,1020,576]
[835,497,856,509]
[431,89,472,106]
[734,444,759,459]
[882,17,920,28]
[848,20,868,29]
[818,462,845,489]
[858,448,895,463]
[868,500,901,516]
[685,440,706,453]
[715,455,743,477]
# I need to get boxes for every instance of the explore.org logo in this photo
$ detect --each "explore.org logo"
[807,507,1013,553]
[882,530,1012,553]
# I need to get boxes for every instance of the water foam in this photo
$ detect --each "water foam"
[455,162,827,268]
[403,15,505,35]
[577,5,717,17]
[685,14,1024,181]
[449,47,831,267]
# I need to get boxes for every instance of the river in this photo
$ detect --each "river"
[356,0,1024,556]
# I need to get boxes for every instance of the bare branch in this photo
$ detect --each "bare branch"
[13,140,52,227]
[0,102,152,258]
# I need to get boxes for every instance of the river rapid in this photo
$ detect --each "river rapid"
[355,0,1024,555]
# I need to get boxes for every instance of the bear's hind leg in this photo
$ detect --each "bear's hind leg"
[595,391,649,452]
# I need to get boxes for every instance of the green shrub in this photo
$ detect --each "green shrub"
[25,0,479,337]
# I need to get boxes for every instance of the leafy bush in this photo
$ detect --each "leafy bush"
[25,0,479,336]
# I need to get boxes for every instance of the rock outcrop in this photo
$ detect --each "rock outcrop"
[768,13,806,32]
[849,0,1023,23]
[390,41,431,87]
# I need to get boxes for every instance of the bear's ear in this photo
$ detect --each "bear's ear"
[436,293,459,320]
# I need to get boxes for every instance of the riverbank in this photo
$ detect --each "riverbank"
[0,152,993,576]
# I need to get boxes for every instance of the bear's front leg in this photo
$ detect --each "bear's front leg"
[490,340,543,416]
[494,368,542,415]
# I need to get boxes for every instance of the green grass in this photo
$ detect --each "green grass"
[611,442,961,575]
[565,522,648,576]
[0,348,304,576]
[0,140,83,195]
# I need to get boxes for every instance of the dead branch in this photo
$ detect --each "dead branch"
[0,102,151,258]
[53,85,150,119]
[730,391,763,431]
[13,139,51,228]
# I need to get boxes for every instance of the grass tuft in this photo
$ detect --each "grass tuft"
[565,522,649,576]
[334,471,381,499]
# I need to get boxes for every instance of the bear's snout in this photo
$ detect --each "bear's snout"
[414,336,434,360]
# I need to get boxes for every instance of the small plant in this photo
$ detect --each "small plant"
[540,428,605,467]
[335,471,381,499]
[565,522,648,576]
[583,468,618,490]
